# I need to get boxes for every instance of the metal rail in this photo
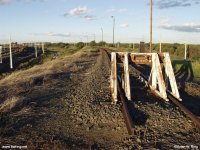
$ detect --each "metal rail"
[129,64,200,129]
[102,49,134,135]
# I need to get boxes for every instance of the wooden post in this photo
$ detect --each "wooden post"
[123,53,131,100]
[111,52,118,104]
[35,43,38,58]
[150,0,153,53]
[159,42,162,53]
[9,36,13,69]
[0,46,2,63]
[42,42,45,53]
[185,43,187,60]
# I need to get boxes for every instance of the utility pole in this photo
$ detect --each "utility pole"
[111,16,115,47]
[101,27,104,42]
[9,36,13,69]
[150,0,153,53]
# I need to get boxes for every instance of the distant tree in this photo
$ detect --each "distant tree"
[90,40,96,47]
[76,42,84,49]
[98,41,106,46]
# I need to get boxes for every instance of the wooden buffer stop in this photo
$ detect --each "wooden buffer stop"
[110,52,181,104]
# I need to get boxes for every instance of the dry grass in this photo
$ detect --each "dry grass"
[0,96,21,112]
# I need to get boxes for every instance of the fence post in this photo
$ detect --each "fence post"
[42,42,45,53]
[35,43,38,58]
[0,46,2,63]
[184,43,187,60]
[9,36,13,69]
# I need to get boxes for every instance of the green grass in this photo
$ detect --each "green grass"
[171,54,200,78]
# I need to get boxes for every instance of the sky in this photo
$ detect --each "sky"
[0,0,200,44]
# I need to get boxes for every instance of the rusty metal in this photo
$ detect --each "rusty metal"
[167,91,200,129]
[102,49,134,135]
[117,76,134,135]
[129,63,200,129]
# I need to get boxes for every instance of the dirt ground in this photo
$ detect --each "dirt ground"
[0,48,200,150]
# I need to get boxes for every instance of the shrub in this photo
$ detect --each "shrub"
[76,42,85,49]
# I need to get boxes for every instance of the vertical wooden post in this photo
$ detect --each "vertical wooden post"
[35,43,38,58]
[111,52,118,104]
[151,54,157,89]
[159,42,162,53]
[42,42,45,53]
[123,53,131,100]
[184,43,187,60]
[0,46,2,63]
[9,36,13,69]
[150,0,153,53]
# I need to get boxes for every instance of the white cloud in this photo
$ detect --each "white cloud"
[106,8,116,13]
[160,19,200,32]
[119,8,128,12]
[31,32,71,37]
[84,15,95,21]
[106,8,128,13]
[152,0,199,9]
[0,0,48,4]
[0,0,11,4]
[65,6,91,17]
[120,23,129,28]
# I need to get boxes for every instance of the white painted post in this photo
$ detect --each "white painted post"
[159,42,162,53]
[123,53,131,100]
[35,43,38,58]
[42,42,45,53]
[185,43,187,60]
[0,46,2,63]
[151,59,157,89]
[111,52,118,104]
[164,53,181,101]
[151,53,168,100]
[9,36,13,69]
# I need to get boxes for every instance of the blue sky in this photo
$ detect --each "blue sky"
[0,0,200,44]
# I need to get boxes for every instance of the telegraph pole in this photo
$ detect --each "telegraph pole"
[150,0,153,53]
[101,27,104,42]
[111,16,115,47]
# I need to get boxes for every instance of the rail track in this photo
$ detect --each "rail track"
[102,48,200,135]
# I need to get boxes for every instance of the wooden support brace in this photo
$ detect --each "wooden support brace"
[163,53,181,101]
[151,53,168,101]
[123,53,131,100]
[111,52,118,104]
